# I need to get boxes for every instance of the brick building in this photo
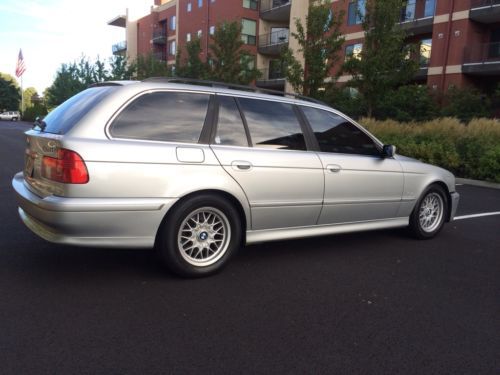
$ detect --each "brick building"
[108,0,500,95]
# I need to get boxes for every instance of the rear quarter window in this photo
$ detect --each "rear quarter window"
[43,86,118,134]
[110,91,210,143]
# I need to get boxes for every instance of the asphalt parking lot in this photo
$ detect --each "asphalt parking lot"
[1,122,499,374]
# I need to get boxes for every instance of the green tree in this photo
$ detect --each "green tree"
[0,73,19,88]
[45,63,86,108]
[175,38,208,79]
[135,52,170,80]
[343,0,419,117]
[207,21,260,85]
[22,87,38,110]
[109,54,136,80]
[281,0,345,98]
[0,75,21,111]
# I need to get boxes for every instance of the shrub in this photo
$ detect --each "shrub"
[441,87,490,122]
[374,85,439,122]
[361,117,500,182]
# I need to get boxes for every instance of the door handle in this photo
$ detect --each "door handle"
[231,161,252,171]
[326,164,342,173]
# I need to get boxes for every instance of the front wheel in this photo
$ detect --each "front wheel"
[157,194,242,277]
[409,185,448,239]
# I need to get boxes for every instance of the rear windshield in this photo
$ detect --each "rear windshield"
[42,86,118,134]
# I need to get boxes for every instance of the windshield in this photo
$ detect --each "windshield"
[42,86,118,134]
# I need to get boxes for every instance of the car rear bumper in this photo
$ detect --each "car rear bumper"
[12,172,177,248]
[449,191,460,221]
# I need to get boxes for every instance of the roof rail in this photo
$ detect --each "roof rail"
[142,77,327,106]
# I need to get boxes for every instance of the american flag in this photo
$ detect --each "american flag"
[15,49,26,78]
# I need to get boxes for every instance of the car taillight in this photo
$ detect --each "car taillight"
[41,149,89,184]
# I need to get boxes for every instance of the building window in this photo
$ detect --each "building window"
[187,2,192,12]
[345,43,363,61]
[243,0,258,10]
[197,29,202,38]
[401,0,416,22]
[209,26,215,35]
[420,38,432,66]
[348,0,365,25]
[241,19,256,45]
[198,0,203,7]
[424,0,436,17]
[169,41,176,55]
[170,16,176,30]
[186,33,191,42]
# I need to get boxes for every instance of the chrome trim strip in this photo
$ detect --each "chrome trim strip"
[251,201,323,208]
[246,217,409,244]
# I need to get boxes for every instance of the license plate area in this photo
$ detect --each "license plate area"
[24,152,35,178]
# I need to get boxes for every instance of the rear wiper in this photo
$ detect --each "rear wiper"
[33,117,46,132]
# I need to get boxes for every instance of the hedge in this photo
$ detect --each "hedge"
[360,117,500,183]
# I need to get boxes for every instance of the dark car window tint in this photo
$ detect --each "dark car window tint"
[302,106,380,156]
[43,86,118,135]
[238,98,306,151]
[214,96,248,147]
[111,92,209,143]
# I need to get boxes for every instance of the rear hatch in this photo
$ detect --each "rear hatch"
[23,86,118,198]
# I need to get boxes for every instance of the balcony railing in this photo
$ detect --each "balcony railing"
[470,0,500,8]
[463,42,500,63]
[112,41,127,54]
[259,29,289,48]
[260,0,291,12]
[258,67,286,80]
[153,51,167,62]
[152,29,167,44]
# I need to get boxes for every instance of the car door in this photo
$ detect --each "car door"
[210,95,324,230]
[300,106,404,225]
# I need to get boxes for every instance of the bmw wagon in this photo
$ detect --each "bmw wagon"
[12,79,459,277]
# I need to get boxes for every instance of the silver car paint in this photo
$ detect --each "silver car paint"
[13,81,459,248]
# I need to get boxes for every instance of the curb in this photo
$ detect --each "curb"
[456,178,500,190]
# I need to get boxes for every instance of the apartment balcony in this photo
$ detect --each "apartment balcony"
[153,51,167,62]
[108,15,126,28]
[152,29,167,44]
[470,0,500,23]
[256,67,286,90]
[112,41,127,56]
[399,2,436,35]
[463,42,500,75]
[260,0,291,22]
[258,29,289,56]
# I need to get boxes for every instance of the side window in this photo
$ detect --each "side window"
[110,92,210,143]
[214,96,248,147]
[238,98,306,151]
[301,106,380,156]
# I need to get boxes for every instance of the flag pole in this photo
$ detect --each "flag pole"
[21,75,24,116]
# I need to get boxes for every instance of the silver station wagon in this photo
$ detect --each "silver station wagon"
[13,79,459,277]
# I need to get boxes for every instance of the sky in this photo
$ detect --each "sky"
[0,0,151,95]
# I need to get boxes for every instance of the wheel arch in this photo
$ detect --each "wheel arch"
[155,189,248,247]
[425,180,453,222]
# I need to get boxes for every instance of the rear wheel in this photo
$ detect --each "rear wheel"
[409,184,448,239]
[157,194,242,277]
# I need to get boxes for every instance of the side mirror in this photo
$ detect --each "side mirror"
[382,144,396,158]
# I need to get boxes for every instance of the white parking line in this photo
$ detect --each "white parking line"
[455,184,463,186]
[454,211,500,220]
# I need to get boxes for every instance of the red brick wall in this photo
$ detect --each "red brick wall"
[177,0,259,62]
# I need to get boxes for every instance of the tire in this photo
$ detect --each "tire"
[156,194,242,277]
[409,184,448,239]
